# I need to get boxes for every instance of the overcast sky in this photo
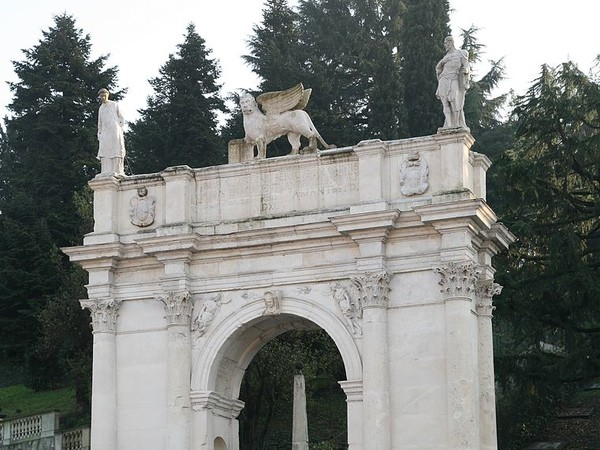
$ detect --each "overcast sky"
[0,0,598,124]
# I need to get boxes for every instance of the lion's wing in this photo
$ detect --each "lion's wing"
[256,83,310,114]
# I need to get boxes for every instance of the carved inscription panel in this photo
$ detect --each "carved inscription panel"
[195,158,360,222]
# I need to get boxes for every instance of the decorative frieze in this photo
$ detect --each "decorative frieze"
[80,298,122,332]
[476,279,503,316]
[434,262,481,300]
[158,291,193,326]
[351,271,391,308]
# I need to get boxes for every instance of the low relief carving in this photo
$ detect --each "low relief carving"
[400,152,429,196]
[241,291,261,302]
[476,279,503,316]
[80,297,122,332]
[157,291,193,326]
[263,290,283,315]
[434,262,481,299]
[129,186,155,227]
[295,286,312,295]
[193,294,229,337]
[351,271,392,308]
[331,282,362,335]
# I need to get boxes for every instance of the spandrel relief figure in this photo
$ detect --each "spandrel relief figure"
[400,152,429,196]
[129,187,155,227]
[332,283,362,335]
[435,36,470,130]
[240,83,334,159]
[193,294,222,337]
[97,88,126,175]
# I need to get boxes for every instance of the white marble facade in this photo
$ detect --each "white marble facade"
[63,129,513,450]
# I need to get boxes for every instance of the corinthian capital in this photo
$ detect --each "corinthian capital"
[351,271,391,308]
[434,261,481,300]
[158,291,193,326]
[475,279,503,316]
[80,298,122,333]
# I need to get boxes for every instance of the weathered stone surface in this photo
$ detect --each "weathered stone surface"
[63,129,514,450]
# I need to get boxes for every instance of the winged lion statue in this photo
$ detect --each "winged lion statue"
[240,83,334,159]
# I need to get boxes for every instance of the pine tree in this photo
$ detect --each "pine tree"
[0,14,121,406]
[491,61,600,447]
[400,0,450,137]
[353,0,405,140]
[228,0,304,157]
[235,0,406,153]
[244,0,303,93]
[127,24,226,174]
[297,0,376,145]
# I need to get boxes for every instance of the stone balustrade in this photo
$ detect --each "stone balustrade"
[0,412,89,450]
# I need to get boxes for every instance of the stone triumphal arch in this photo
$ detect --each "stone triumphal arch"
[64,130,513,450]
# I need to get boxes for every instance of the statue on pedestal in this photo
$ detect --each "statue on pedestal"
[97,88,126,176]
[240,83,334,159]
[435,36,470,130]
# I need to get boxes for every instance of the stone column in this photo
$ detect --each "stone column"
[434,261,481,450]
[351,272,391,450]
[80,297,122,450]
[159,291,193,450]
[476,279,502,450]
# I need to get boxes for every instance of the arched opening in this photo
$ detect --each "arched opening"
[238,328,347,449]
[214,437,227,450]
[191,298,363,450]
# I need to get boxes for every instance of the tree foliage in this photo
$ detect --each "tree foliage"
[460,26,513,158]
[244,0,304,93]
[491,61,600,447]
[234,0,409,155]
[400,0,450,136]
[127,24,226,173]
[239,329,347,449]
[0,14,119,406]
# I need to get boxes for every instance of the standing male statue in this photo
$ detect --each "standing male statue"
[435,36,470,129]
[97,88,126,176]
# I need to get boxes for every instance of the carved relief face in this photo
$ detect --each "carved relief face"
[264,292,275,307]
